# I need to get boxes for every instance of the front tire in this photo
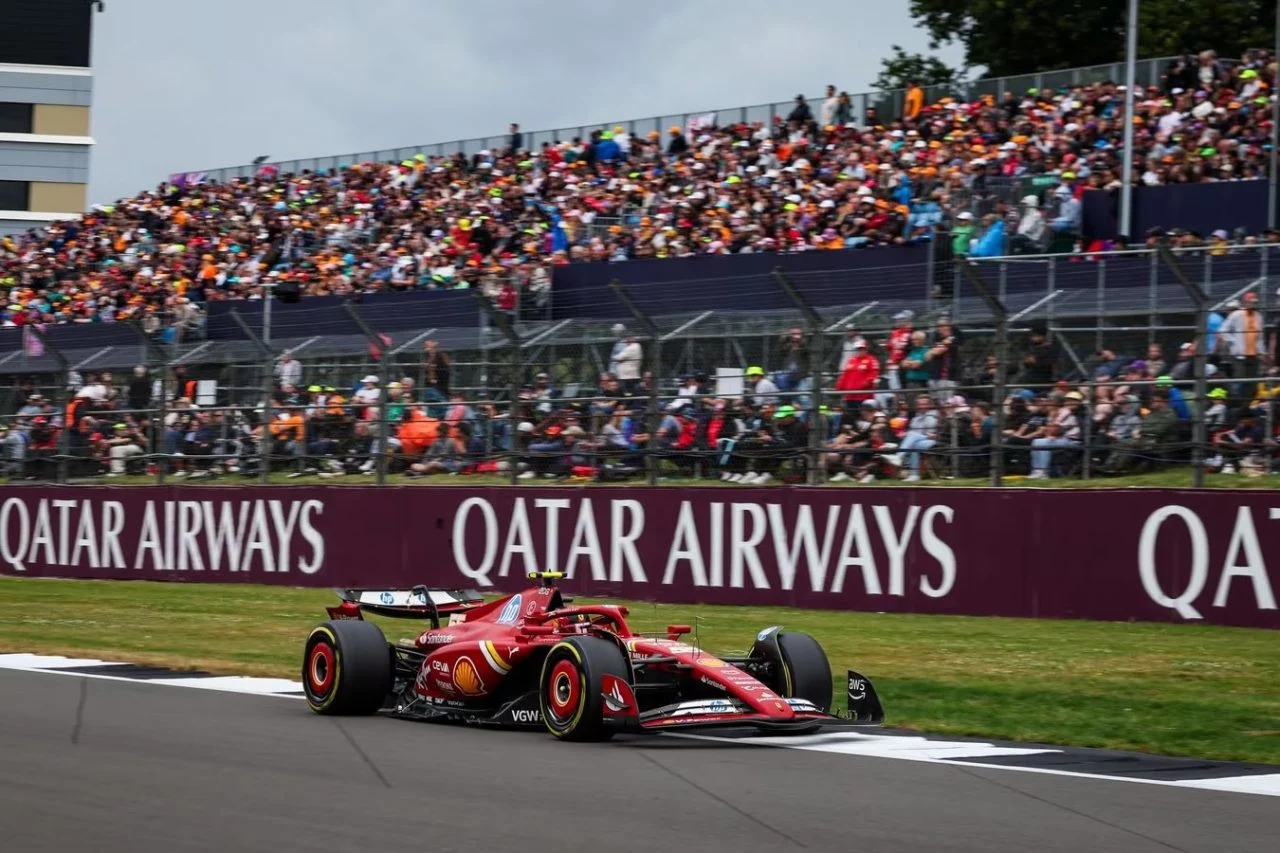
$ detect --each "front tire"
[751,629,833,712]
[538,636,630,741]
[302,620,393,715]
[775,631,833,712]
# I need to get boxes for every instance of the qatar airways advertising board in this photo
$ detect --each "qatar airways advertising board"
[0,486,1275,629]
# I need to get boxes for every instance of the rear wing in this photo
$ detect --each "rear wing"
[327,585,486,628]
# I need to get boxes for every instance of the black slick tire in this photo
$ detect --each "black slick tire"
[538,636,630,741]
[302,620,393,715]
[774,631,833,712]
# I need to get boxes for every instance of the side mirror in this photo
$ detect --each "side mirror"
[666,624,691,638]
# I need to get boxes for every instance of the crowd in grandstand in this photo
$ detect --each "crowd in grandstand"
[0,47,1277,333]
[5,297,1279,482]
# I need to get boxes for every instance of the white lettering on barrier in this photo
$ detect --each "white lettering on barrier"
[663,501,707,587]
[831,504,878,595]
[564,498,605,581]
[535,498,571,574]
[918,505,956,598]
[1216,507,1278,610]
[1139,505,1278,619]
[297,501,325,574]
[0,497,326,577]
[730,503,770,589]
[769,504,839,592]
[0,498,30,571]
[500,498,537,579]
[610,499,646,583]
[453,497,497,587]
[456,497,957,598]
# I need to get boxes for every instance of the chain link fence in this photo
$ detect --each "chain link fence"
[1,243,1276,488]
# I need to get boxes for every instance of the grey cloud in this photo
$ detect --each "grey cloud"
[87,0,961,204]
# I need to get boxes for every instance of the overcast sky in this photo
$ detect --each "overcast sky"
[86,0,963,205]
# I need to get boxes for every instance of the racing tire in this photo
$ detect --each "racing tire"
[302,620,393,715]
[775,631,833,712]
[538,636,629,742]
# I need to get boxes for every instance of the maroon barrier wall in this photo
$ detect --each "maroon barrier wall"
[0,486,1277,629]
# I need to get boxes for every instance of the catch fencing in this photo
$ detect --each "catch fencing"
[0,244,1276,490]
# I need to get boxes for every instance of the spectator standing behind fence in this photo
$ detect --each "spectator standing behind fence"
[608,324,628,375]
[775,328,809,392]
[613,335,643,394]
[839,323,868,370]
[928,315,962,401]
[1018,323,1061,388]
[835,340,879,418]
[1217,292,1264,380]
[276,350,302,388]
[1012,196,1047,254]
[904,80,924,121]
[422,339,451,403]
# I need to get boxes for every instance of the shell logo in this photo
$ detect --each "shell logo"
[452,657,485,696]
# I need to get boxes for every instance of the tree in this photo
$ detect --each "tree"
[906,0,1278,78]
[872,44,963,91]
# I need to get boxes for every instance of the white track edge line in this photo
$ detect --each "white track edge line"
[4,659,1277,798]
[670,734,1280,798]
[0,662,305,700]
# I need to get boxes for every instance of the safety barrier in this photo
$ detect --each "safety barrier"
[0,484,1275,629]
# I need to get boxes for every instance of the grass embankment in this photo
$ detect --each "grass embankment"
[2,467,1274,489]
[2,577,1277,763]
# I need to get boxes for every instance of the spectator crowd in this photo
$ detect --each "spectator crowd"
[5,291,1280,484]
[1,47,1278,335]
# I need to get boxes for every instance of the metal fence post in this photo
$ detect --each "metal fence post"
[773,268,825,486]
[26,326,70,483]
[960,261,1009,486]
[1157,246,1209,487]
[471,292,522,484]
[344,303,400,486]
[228,309,276,484]
[127,321,171,484]
[609,280,662,486]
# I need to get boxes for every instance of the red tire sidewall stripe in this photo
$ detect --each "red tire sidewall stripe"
[309,642,335,695]
[547,658,581,721]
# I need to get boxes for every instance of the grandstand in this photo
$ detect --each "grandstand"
[1,44,1279,488]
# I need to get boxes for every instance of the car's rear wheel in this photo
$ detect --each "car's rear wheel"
[538,636,629,741]
[302,620,393,715]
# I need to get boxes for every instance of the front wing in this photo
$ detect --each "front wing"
[636,698,878,734]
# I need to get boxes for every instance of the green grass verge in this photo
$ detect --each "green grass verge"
[2,467,1274,489]
[2,577,1277,763]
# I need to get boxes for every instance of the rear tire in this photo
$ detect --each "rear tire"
[775,631,833,712]
[538,636,629,741]
[302,620,393,715]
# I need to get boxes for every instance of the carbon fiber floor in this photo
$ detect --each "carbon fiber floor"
[0,668,1274,853]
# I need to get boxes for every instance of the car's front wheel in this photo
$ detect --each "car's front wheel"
[538,636,631,741]
[302,620,393,715]
[751,629,833,712]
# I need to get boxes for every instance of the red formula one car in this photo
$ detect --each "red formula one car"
[301,572,883,741]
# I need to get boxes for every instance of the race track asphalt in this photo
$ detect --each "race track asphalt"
[1,668,1274,853]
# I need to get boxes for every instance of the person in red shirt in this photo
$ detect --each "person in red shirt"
[884,310,914,391]
[835,340,881,418]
